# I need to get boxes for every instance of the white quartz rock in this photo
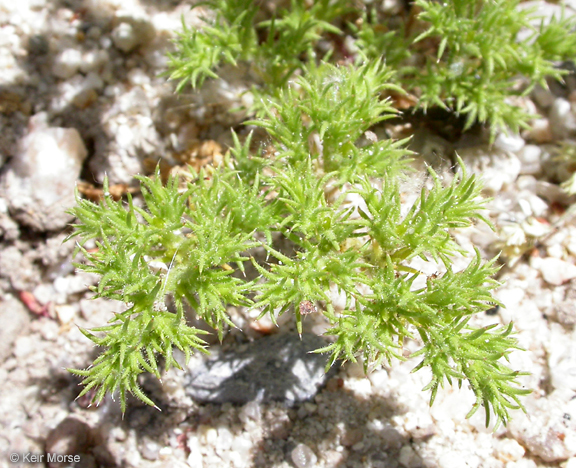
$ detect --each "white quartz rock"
[457,146,521,194]
[531,256,576,286]
[112,13,155,53]
[549,98,576,139]
[51,48,83,79]
[0,113,87,231]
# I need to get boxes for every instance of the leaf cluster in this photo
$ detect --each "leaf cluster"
[166,0,576,137]
[357,0,576,137]
[69,58,530,428]
[164,0,352,91]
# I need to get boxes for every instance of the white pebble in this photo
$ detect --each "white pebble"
[458,147,521,194]
[494,132,525,152]
[14,336,35,358]
[494,438,525,462]
[518,145,542,175]
[100,36,113,49]
[80,49,109,73]
[140,439,159,460]
[231,435,252,458]
[198,425,217,445]
[186,435,203,467]
[399,445,421,468]
[0,114,88,231]
[291,443,317,468]
[111,15,155,53]
[52,48,83,79]
[437,453,464,468]
[526,194,548,217]
[549,98,576,138]
[506,460,537,468]
[217,427,233,451]
[127,68,150,86]
[55,304,77,324]
[526,118,553,143]
[550,359,576,391]
[112,22,137,52]
[381,0,402,14]
[158,447,172,461]
[239,401,261,423]
[532,257,576,286]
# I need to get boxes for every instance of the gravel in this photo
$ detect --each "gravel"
[1,1,576,467]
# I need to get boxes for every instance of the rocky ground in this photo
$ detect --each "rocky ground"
[1,0,576,467]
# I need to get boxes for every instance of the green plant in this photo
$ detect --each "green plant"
[165,0,576,137]
[67,54,532,428]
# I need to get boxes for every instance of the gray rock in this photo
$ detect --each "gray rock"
[0,294,31,362]
[185,333,336,405]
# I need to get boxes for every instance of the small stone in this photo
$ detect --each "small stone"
[506,460,537,468]
[231,435,252,458]
[52,48,83,79]
[457,146,521,194]
[111,15,155,53]
[399,445,421,468]
[532,84,555,109]
[158,447,172,460]
[112,23,137,52]
[381,0,402,14]
[532,257,576,286]
[341,427,363,447]
[291,443,317,468]
[0,114,87,231]
[494,132,525,152]
[185,333,336,405]
[14,335,35,358]
[556,287,576,326]
[549,98,576,139]
[508,391,576,462]
[127,68,150,86]
[239,401,262,424]
[494,438,525,462]
[437,453,463,468]
[79,49,109,73]
[526,118,554,143]
[139,438,159,461]
[198,425,218,445]
[217,427,233,450]
[518,145,542,175]
[72,89,98,109]
[0,295,31,361]
[550,357,576,391]
[55,304,76,324]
